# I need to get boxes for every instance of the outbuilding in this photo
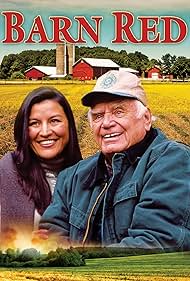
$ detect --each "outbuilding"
[72,58,120,80]
[146,66,162,80]
[25,66,56,80]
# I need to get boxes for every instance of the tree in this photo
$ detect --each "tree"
[0,54,17,78]
[46,247,85,267]
[0,250,5,264]
[171,56,190,80]
[146,58,160,69]
[159,53,176,76]
[18,248,40,262]
[4,248,17,264]
[126,51,149,75]
[11,71,25,79]
[10,57,25,74]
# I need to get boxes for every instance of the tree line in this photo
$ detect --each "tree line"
[0,245,171,268]
[0,46,190,80]
[0,247,85,267]
[1,246,187,268]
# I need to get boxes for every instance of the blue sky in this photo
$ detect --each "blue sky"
[0,1,190,63]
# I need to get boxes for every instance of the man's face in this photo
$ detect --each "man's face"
[89,99,152,159]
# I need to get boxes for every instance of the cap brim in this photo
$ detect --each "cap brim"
[81,91,138,106]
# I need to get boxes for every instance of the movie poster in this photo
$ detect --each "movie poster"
[0,1,190,280]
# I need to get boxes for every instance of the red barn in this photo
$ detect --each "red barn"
[25,66,56,80]
[146,66,162,79]
[73,58,120,80]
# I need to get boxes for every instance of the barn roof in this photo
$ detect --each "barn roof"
[119,67,139,73]
[146,65,161,71]
[74,58,120,68]
[25,66,56,75]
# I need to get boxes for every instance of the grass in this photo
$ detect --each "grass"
[1,252,190,280]
[83,252,190,276]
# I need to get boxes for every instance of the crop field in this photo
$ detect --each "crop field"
[0,81,190,159]
[1,252,190,280]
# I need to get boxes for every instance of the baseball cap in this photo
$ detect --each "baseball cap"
[81,70,148,107]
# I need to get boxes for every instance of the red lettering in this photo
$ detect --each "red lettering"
[138,16,160,43]
[50,16,76,43]
[25,16,50,43]
[161,16,188,43]
[2,11,25,43]
[112,11,138,43]
[75,16,103,43]
[2,11,187,45]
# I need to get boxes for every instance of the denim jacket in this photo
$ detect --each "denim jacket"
[40,129,190,250]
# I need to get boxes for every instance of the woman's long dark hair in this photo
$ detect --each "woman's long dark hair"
[12,86,82,215]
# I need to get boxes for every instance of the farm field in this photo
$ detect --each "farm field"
[0,81,190,158]
[1,252,190,280]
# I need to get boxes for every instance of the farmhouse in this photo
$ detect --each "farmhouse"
[25,66,56,80]
[146,66,162,80]
[72,58,120,80]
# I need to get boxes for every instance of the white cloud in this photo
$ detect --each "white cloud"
[1,0,190,11]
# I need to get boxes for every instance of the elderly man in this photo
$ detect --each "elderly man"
[39,70,190,251]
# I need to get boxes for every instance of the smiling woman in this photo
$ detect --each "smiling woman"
[0,86,82,249]
[28,99,69,160]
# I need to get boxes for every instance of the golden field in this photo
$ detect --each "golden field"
[1,271,190,281]
[0,81,189,159]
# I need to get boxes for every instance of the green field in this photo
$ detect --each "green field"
[1,252,190,280]
[0,81,190,159]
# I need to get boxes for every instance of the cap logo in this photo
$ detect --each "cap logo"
[100,73,117,89]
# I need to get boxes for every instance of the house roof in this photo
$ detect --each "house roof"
[74,58,120,68]
[146,65,161,71]
[25,66,56,75]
